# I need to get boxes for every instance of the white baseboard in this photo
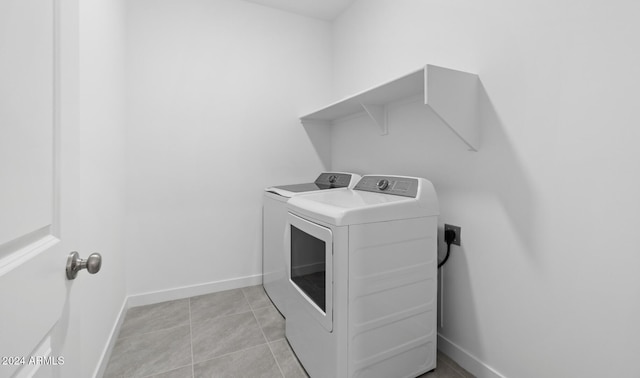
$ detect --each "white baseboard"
[438,333,506,378]
[93,274,263,377]
[127,274,263,307]
[93,297,128,378]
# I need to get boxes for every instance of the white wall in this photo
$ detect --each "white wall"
[77,0,128,375]
[331,0,640,377]
[125,0,332,295]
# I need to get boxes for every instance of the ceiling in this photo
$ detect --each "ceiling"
[242,0,357,21]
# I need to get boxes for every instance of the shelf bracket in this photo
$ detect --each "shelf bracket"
[360,103,388,136]
[425,65,480,151]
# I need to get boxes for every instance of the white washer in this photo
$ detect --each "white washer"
[285,175,439,378]
[263,172,361,318]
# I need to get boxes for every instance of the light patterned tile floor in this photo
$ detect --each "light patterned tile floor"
[103,285,473,378]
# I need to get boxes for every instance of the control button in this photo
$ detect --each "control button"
[328,175,337,183]
[376,179,390,191]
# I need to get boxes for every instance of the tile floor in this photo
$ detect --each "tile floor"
[103,285,473,378]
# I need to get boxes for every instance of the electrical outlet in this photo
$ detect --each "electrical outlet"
[444,224,461,246]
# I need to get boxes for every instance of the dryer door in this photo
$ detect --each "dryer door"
[285,212,333,332]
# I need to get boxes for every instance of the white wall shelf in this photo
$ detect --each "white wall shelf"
[300,64,480,151]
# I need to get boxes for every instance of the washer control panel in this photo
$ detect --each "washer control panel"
[354,176,419,198]
[315,172,353,188]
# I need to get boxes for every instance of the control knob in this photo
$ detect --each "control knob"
[376,179,390,191]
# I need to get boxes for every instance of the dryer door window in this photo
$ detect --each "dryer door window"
[291,225,326,312]
[286,212,333,332]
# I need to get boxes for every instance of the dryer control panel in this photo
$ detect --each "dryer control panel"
[354,176,419,198]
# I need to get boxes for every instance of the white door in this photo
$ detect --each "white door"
[0,0,84,377]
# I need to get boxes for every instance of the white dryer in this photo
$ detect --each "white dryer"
[263,172,361,318]
[285,175,439,378]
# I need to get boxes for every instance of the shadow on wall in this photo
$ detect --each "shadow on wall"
[435,81,538,371]
[472,82,538,255]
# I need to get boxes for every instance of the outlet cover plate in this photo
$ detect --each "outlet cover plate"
[444,224,461,246]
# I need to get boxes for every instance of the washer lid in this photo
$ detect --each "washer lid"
[270,182,331,194]
[265,172,361,198]
[287,175,439,226]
